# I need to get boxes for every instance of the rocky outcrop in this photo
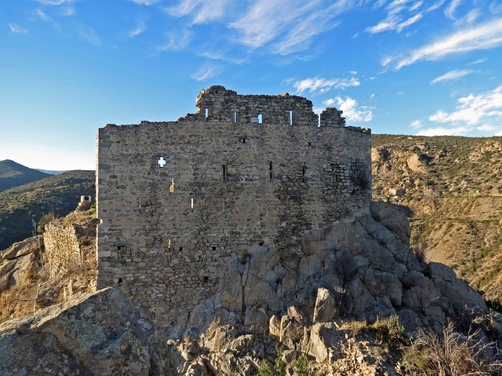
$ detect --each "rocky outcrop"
[0,236,43,293]
[168,201,501,374]
[0,288,174,376]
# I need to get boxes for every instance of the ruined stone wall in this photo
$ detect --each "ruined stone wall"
[44,223,81,278]
[97,86,372,326]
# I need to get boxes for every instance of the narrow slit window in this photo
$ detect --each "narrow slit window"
[302,162,306,182]
[168,238,171,251]
[222,165,227,181]
[269,161,273,180]
[258,114,263,124]
[191,197,194,210]
[233,111,238,123]
[289,110,293,125]
[205,108,209,118]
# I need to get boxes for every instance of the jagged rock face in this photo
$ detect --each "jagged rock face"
[0,236,43,293]
[170,201,499,374]
[182,202,487,336]
[0,288,175,376]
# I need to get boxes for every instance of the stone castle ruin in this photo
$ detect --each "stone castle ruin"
[96,85,372,325]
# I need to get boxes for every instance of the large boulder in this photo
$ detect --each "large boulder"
[0,288,174,376]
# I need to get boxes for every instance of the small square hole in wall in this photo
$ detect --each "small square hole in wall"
[212,246,217,251]
[118,278,123,284]
[180,247,183,252]
[259,242,264,246]
[204,276,209,282]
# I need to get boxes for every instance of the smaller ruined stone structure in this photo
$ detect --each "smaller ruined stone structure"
[96,86,372,325]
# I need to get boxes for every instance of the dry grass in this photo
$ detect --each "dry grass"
[338,315,405,343]
[401,321,502,376]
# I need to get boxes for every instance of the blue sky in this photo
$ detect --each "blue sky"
[1,0,502,170]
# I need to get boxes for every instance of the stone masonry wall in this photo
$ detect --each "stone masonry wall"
[97,86,372,326]
[44,223,81,278]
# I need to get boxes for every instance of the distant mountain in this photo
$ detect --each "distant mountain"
[36,169,66,175]
[0,160,50,193]
[0,170,95,251]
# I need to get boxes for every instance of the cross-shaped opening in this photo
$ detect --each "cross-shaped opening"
[158,157,166,167]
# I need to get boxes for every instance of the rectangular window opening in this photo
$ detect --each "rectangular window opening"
[222,165,227,181]
[258,113,263,124]
[289,110,293,125]
[233,111,238,123]
[179,247,183,252]
[205,108,209,118]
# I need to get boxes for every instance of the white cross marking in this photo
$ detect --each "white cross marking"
[158,157,166,167]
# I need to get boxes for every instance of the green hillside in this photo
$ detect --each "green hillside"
[0,160,50,192]
[0,170,95,251]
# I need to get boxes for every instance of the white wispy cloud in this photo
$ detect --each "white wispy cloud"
[166,0,362,54]
[385,17,502,69]
[427,0,447,12]
[291,76,360,94]
[325,96,373,122]
[36,9,61,31]
[429,85,502,125]
[228,0,361,54]
[417,126,471,136]
[477,124,496,131]
[491,1,502,14]
[430,68,475,84]
[468,57,487,64]
[366,0,428,34]
[191,64,222,81]
[167,0,229,24]
[128,21,146,37]
[199,51,248,64]
[8,23,28,34]
[158,29,191,50]
[411,120,422,128]
[79,25,100,45]
[128,0,162,5]
[445,0,463,19]
[34,0,75,5]
[60,5,76,16]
